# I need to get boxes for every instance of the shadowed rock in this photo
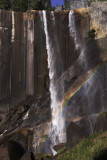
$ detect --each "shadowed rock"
[20,152,33,160]
[94,112,107,134]
[94,149,107,160]
[53,143,66,152]
[0,144,9,160]
[7,141,25,160]
[66,121,88,148]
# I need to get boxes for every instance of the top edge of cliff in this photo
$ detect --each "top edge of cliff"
[0,1,107,14]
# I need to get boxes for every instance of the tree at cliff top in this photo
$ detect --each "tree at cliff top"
[11,0,28,11]
[29,0,44,10]
[29,0,51,10]
[0,0,10,10]
[64,0,70,9]
[0,0,52,11]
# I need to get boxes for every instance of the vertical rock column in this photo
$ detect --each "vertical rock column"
[26,14,34,96]
[0,10,12,101]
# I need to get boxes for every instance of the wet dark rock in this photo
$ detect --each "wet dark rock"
[53,143,66,152]
[7,141,25,160]
[94,112,107,134]
[66,121,88,148]
[0,5,107,155]
[0,144,9,160]
[20,152,32,160]
[94,149,107,160]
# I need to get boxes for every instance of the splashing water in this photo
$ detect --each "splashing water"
[68,10,105,134]
[42,11,66,154]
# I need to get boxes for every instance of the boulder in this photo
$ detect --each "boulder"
[94,112,107,134]
[7,141,25,160]
[66,121,88,148]
[0,145,9,160]
[53,143,66,152]
[20,152,32,160]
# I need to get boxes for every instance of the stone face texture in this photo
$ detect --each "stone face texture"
[0,5,107,155]
[89,2,107,39]
[0,145,9,160]
[0,10,12,102]
[0,11,48,106]
[0,10,89,106]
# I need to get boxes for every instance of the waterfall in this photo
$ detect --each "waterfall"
[50,11,55,21]
[68,10,105,134]
[11,11,15,42]
[42,11,65,154]
[69,10,79,49]
[27,18,34,95]
[69,10,87,67]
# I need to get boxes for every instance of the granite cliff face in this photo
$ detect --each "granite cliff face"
[0,2,107,159]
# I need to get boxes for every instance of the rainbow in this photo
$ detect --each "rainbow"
[33,62,107,151]
[51,62,107,121]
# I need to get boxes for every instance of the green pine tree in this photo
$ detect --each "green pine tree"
[30,0,44,10]
[45,0,51,9]
[0,0,52,11]
[0,0,9,10]
[11,0,28,12]
[64,0,70,9]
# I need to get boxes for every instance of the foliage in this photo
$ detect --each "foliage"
[0,0,52,11]
[0,0,10,10]
[11,0,28,12]
[64,0,70,9]
[45,0,51,9]
[51,6,55,11]
[56,131,107,160]
[65,2,70,9]
[29,0,44,10]
[97,112,106,121]
[86,29,96,39]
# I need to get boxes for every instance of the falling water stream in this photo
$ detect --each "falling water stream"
[68,10,105,134]
[42,11,65,154]
[42,9,93,154]
[69,10,86,66]
[34,9,106,154]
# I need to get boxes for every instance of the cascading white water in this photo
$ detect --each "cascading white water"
[69,10,79,49]
[50,11,55,21]
[69,10,86,66]
[68,10,95,133]
[68,10,105,134]
[42,10,65,154]
[11,11,15,43]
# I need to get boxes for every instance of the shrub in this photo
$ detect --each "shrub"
[11,0,28,12]
[0,0,52,11]
[65,2,70,9]
[0,0,10,10]
[29,0,44,10]
[86,29,96,39]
